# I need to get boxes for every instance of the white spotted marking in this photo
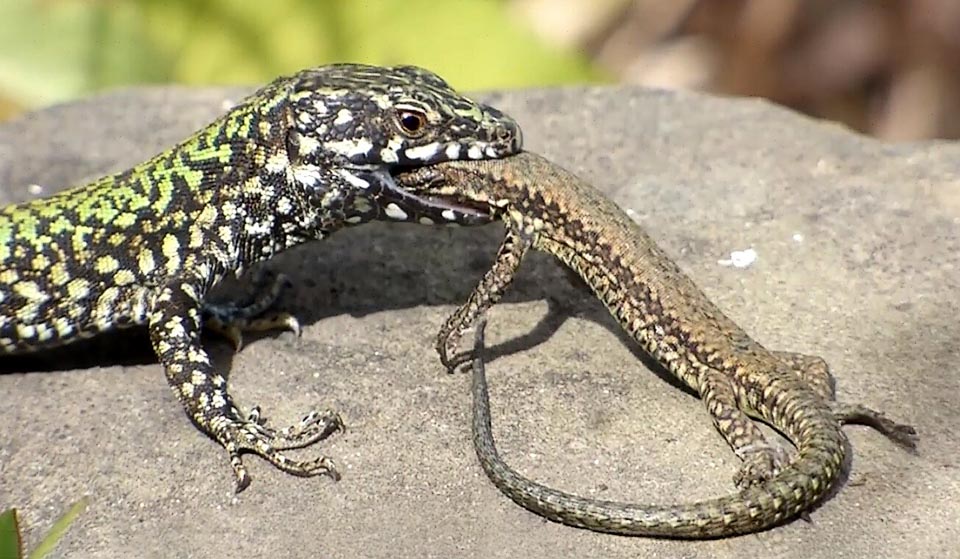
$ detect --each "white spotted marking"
[191,370,208,386]
[113,269,136,286]
[297,134,321,156]
[211,392,227,409]
[418,216,435,225]
[35,323,54,342]
[334,109,353,125]
[325,138,373,158]
[266,153,288,173]
[441,209,458,221]
[337,169,370,189]
[162,235,181,271]
[445,144,461,159]
[66,278,91,300]
[16,324,36,339]
[345,216,363,224]
[52,316,73,338]
[13,281,49,303]
[379,136,403,164]
[404,143,440,161]
[292,165,322,187]
[467,145,483,160]
[384,203,409,221]
[15,303,38,323]
[218,226,233,246]
[379,148,398,164]
[221,201,239,220]
[484,145,498,158]
[244,218,273,237]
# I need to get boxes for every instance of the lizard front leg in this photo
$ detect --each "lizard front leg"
[437,228,531,371]
[149,279,342,492]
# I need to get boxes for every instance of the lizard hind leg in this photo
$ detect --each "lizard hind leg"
[203,268,301,351]
[830,402,918,451]
[770,350,836,401]
[698,367,790,488]
[150,281,342,493]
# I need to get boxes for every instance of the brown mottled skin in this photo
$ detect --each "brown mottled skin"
[395,151,917,538]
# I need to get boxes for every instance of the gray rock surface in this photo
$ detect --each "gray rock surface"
[1,83,958,558]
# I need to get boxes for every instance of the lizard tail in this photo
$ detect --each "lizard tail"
[469,318,846,539]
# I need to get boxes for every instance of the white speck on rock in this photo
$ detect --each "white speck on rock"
[792,233,804,243]
[718,248,757,269]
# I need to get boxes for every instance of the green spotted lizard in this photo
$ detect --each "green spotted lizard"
[0,64,522,492]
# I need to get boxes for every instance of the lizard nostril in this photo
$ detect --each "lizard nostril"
[498,122,519,142]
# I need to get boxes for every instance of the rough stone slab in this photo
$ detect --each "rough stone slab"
[1,83,958,558]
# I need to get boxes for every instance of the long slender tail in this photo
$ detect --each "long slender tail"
[468,318,844,539]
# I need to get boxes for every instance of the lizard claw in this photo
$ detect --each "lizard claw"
[218,405,345,492]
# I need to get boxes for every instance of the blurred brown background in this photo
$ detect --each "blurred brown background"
[2,0,960,141]
[514,0,960,140]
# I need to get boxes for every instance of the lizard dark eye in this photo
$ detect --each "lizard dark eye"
[396,109,427,136]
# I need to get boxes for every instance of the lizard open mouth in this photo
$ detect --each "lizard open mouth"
[386,166,494,225]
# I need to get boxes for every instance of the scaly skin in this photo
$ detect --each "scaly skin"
[0,64,521,492]
[395,151,917,538]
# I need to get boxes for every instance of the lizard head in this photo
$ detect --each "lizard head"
[284,64,521,226]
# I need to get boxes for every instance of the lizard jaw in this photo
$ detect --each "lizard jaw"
[382,168,494,225]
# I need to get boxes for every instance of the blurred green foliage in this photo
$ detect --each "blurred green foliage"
[0,0,602,119]
[0,498,87,559]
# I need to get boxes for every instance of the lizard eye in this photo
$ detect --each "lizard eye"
[396,108,427,136]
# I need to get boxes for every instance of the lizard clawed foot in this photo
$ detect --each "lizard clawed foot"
[204,271,301,351]
[733,444,790,488]
[218,406,345,493]
[831,401,918,452]
[245,406,345,450]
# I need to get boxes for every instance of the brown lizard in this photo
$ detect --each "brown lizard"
[394,151,917,538]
